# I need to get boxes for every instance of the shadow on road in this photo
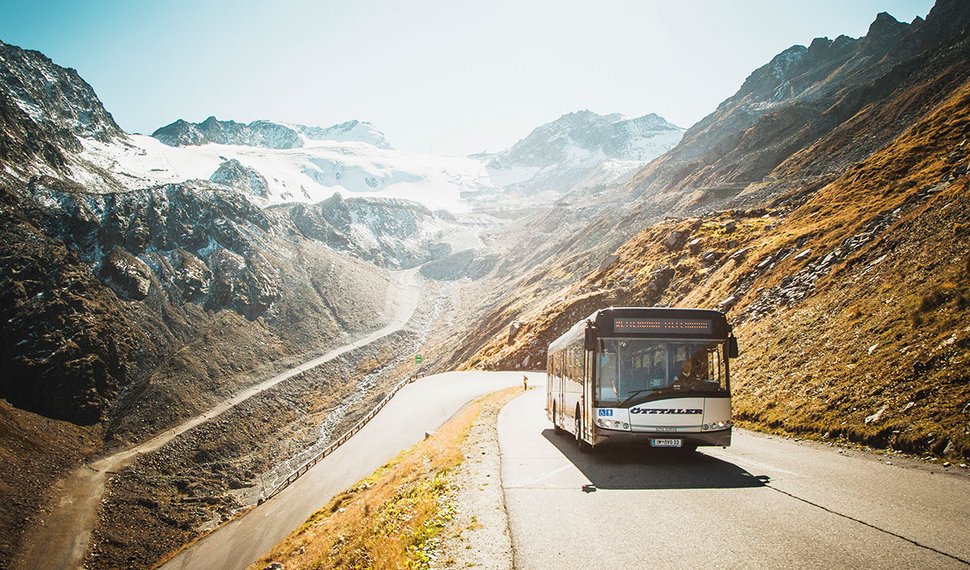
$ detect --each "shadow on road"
[542,429,770,491]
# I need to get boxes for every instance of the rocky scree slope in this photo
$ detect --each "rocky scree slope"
[463,78,970,459]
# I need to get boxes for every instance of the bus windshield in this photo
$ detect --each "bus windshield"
[595,338,727,406]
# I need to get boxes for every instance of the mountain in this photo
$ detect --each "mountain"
[152,116,304,149]
[78,123,490,211]
[621,3,970,215]
[0,39,124,184]
[297,119,392,149]
[0,40,122,144]
[151,116,393,150]
[475,110,684,204]
[492,110,682,166]
[0,38,478,565]
[451,0,970,461]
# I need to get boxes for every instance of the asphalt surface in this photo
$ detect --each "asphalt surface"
[160,371,523,570]
[500,381,970,569]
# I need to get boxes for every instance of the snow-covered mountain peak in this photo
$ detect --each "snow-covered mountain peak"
[152,116,303,149]
[472,109,684,204]
[489,109,684,169]
[295,119,391,149]
[151,116,393,151]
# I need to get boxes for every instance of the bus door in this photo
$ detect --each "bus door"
[558,352,566,425]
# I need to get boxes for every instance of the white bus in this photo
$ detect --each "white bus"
[547,307,739,452]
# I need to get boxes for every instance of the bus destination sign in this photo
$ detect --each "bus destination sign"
[614,318,712,335]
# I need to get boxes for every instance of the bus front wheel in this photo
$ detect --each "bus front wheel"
[552,402,563,435]
[575,405,592,454]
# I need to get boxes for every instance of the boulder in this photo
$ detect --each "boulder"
[98,247,152,300]
[687,238,703,254]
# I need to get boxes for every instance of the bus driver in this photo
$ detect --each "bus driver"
[675,356,703,390]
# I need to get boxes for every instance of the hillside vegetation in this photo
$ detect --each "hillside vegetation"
[463,80,970,458]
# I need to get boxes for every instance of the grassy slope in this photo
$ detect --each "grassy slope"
[464,80,970,458]
[249,387,520,570]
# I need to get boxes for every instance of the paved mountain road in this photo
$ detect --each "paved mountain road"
[500,382,970,569]
[160,371,522,570]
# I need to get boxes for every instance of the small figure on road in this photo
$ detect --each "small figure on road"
[523,374,528,391]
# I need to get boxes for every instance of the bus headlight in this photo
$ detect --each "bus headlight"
[595,418,630,431]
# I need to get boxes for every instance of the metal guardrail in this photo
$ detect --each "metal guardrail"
[259,373,414,503]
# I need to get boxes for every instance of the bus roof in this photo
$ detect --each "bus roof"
[547,307,731,355]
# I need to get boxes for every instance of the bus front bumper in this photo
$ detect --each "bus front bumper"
[591,427,732,448]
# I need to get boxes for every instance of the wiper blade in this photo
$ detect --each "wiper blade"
[619,389,656,408]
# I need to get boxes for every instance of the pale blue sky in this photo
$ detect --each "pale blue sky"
[1,0,934,155]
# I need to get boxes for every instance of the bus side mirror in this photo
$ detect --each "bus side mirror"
[728,336,739,358]
[584,327,596,351]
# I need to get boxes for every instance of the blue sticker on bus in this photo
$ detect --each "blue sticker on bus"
[598,409,613,417]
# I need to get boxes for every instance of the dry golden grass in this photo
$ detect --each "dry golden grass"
[249,387,521,570]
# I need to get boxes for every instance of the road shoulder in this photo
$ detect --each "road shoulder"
[435,388,525,570]
[249,384,522,569]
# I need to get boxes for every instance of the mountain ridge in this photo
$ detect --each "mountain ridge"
[151,116,393,150]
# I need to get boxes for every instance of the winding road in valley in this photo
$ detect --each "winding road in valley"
[499,382,970,569]
[160,371,522,570]
[17,268,424,570]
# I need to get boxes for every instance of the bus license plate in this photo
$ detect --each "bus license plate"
[651,438,683,448]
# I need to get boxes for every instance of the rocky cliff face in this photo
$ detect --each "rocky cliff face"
[29,178,286,318]
[1,171,399,427]
[209,158,269,198]
[284,193,454,269]
[0,40,123,182]
[0,180,155,424]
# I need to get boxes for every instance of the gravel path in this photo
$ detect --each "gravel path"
[436,388,525,570]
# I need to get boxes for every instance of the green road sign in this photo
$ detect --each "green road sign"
[415,354,423,364]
